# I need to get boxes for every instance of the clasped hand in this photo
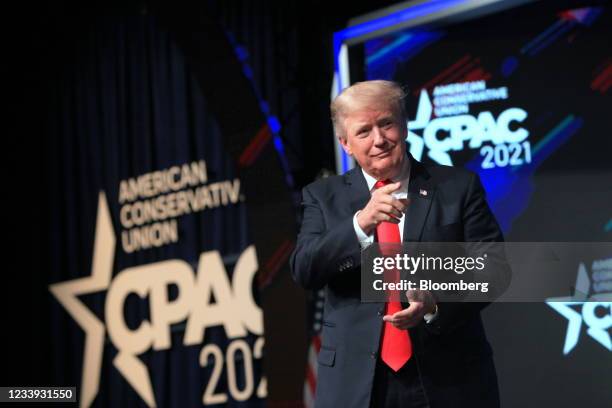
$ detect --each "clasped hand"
[382,290,436,330]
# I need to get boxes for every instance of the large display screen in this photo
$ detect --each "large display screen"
[364,2,610,240]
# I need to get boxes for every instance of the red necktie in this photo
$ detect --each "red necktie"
[375,179,412,372]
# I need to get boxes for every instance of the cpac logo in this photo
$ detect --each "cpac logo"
[407,90,529,165]
[546,263,612,355]
[50,192,262,408]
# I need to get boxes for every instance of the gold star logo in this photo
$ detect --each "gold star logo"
[49,192,117,408]
[49,191,263,408]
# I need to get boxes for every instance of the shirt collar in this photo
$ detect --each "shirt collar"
[361,156,411,193]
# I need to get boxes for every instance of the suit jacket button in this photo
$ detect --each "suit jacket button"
[371,352,377,359]
[377,310,382,316]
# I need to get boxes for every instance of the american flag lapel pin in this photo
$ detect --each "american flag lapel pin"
[419,189,428,197]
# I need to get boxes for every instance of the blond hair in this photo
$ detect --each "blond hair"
[330,80,407,139]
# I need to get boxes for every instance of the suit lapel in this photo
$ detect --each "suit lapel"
[404,155,435,242]
[345,166,371,214]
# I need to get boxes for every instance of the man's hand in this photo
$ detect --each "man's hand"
[382,290,436,329]
[357,182,407,235]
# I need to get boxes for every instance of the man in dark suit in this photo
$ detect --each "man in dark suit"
[290,80,508,407]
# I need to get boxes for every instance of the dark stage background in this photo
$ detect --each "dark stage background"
[3,1,610,407]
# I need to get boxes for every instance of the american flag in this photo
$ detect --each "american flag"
[303,288,325,408]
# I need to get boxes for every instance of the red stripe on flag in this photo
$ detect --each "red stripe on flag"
[312,334,321,353]
[306,363,317,395]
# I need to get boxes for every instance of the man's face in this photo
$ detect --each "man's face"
[339,106,407,180]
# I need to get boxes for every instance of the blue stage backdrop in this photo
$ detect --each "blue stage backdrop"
[353,2,611,407]
[45,11,304,408]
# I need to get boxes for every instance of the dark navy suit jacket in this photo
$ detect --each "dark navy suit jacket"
[290,154,508,408]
